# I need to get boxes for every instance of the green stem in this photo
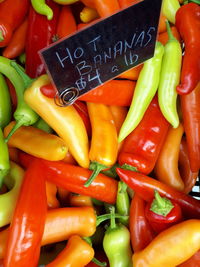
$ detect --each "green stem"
[5,119,25,143]
[110,206,116,229]
[121,163,138,172]
[84,162,108,187]
[92,258,107,267]
[150,190,174,216]
[0,30,4,42]
[96,213,129,227]
[166,20,176,41]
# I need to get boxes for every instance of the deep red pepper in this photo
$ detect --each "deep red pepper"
[145,190,183,234]
[40,159,118,204]
[116,168,200,219]
[118,95,169,174]
[180,82,200,172]
[25,0,60,78]
[3,159,47,267]
[175,3,200,95]
[0,0,29,47]
[129,193,155,252]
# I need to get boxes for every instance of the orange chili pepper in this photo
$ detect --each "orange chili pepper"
[84,103,118,187]
[56,5,77,39]
[46,181,60,209]
[178,249,200,267]
[2,18,28,59]
[69,193,93,207]
[154,124,185,191]
[80,6,99,23]
[46,235,94,267]
[158,26,181,45]
[158,13,167,33]
[4,121,68,161]
[118,0,141,8]
[117,64,143,80]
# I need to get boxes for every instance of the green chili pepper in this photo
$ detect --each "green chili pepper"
[0,128,10,187]
[0,161,24,227]
[116,181,130,226]
[162,0,180,24]
[31,0,53,20]
[0,73,12,129]
[103,206,132,267]
[158,21,182,129]
[2,59,39,142]
[118,42,164,142]
[33,118,53,133]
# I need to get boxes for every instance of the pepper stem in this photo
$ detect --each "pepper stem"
[0,30,4,42]
[84,162,108,187]
[121,163,138,172]
[10,61,35,89]
[92,258,107,267]
[96,212,129,227]
[166,20,176,42]
[110,206,116,229]
[150,190,174,217]
[5,119,25,143]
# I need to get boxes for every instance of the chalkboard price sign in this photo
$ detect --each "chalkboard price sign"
[40,0,162,105]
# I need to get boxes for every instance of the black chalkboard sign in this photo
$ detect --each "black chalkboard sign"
[40,0,162,105]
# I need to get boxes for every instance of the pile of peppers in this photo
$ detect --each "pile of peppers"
[0,0,200,266]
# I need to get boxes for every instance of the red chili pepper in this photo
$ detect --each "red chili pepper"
[116,168,200,219]
[25,0,60,78]
[145,190,183,234]
[118,95,169,174]
[175,3,200,95]
[0,0,29,47]
[41,159,118,204]
[180,82,200,172]
[3,159,47,267]
[129,193,155,252]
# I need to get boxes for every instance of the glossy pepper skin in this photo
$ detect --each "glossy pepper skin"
[116,168,200,219]
[24,74,90,169]
[145,191,182,234]
[0,0,29,47]
[175,3,200,95]
[4,159,47,267]
[133,219,200,267]
[118,95,169,174]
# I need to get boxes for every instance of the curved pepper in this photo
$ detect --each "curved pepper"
[132,219,200,267]
[161,0,180,24]
[46,235,94,267]
[118,95,169,174]
[154,123,185,191]
[118,41,164,142]
[175,3,200,95]
[80,6,99,23]
[31,0,54,20]
[24,74,90,169]
[0,73,11,128]
[4,121,68,161]
[0,161,24,227]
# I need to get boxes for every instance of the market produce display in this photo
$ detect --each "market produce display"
[0,0,200,266]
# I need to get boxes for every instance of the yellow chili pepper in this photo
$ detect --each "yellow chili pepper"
[161,0,180,24]
[133,219,200,267]
[154,123,185,191]
[84,103,118,187]
[4,121,67,161]
[80,6,99,23]
[24,75,90,168]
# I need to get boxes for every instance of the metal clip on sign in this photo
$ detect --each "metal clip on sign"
[40,0,162,106]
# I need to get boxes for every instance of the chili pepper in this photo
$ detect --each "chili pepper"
[118,0,141,8]
[0,0,29,47]
[181,83,200,173]
[118,41,164,142]
[86,250,109,267]
[2,18,28,59]
[157,21,182,128]
[118,95,169,174]
[5,78,17,111]
[69,193,93,207]
[46,235,94,267]
[46,181,60,209]
[8,147,19,164]
[154,123,185,191]
[84,103,118,187]
[133,219,200,267]
[129,193,155,252]
[4,159,47,267]
[178,249,200,267]
[117,64,142,81]
[103,206,132,267]
[56,5,77,39]
[62,151,77,165]
[31,0,54,20]
[161,0,180,24]
[175,3,200,95]
[0,73,11,128]
[0,58,39,142]
[157,13,167,34]
[116,181,130,226]
[158,26,181,45]
[41,159,118,204]
[116,168,200,219]
[25,0,60,78]
[0,128,10,186]
[80,6,99,23]
[4,121,68,161]
[0,161,24,227]
[18,52,26,65]
[52,0,79,4]
[24,74,90,169]
[145,190,182,234]
[33,117,53,133]
[179,137,199,194]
